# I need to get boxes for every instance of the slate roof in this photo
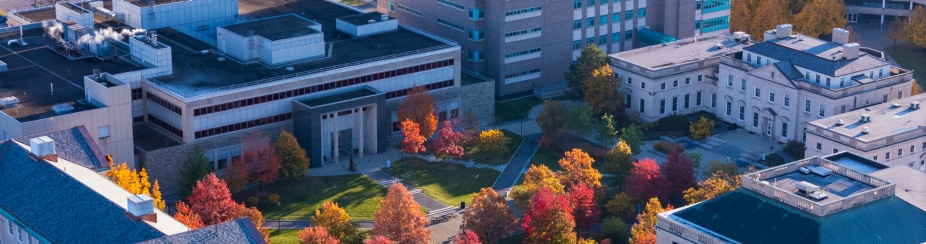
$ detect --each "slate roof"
[139,218,266,244]
[773,62,805,81]
[743,42,888,77]
[0,141,168,243]
[12,126,107,169]
[672,189,926,244]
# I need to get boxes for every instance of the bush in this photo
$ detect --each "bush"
[765,154,786,166]
[689,117,715,140]
[268,194,281,205]
[654,115,690,131]
[601,217,629,242]
[784,141,805,159]
[478,129,509,154]
[653,141,685,154]
[246,196,259,207]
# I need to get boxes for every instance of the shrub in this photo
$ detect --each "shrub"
[654,115,690,131]
[268,194,281,205]
[478,129,509,154]
[601,217,629,242]
[689,116,715,140]
[653,141,685,154]
[784,141,805,159]
[765,154,786,166]
[246,196,259,207]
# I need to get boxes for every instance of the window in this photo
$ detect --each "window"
[747,53,752,62]
[505,6,541,16]
[505,48,541,58]
[911,145,916,153]
[804,100,811,112]
[727,75,733,87]
[922,142,926,150]
[469,29,484,40]
[638,8,646,17]
[660,99,666,114]
[628,77,633,84]
[396,4,423,16]
[840,105,847,114]
[754,86,761,97]
[672,97,678,111]
[726,101,732,116]
[756,56,762,65]
[640,82,645,89]
[673,80,679,87]
[698,75,703,82]
[587,17,595,27]
[740,79,746,91]
[784,95,790,107]
[437,19,465,31]
[18,229,22,242]
[587,0,595,6]
[626,94,632,107]
[739,106,745,121]
[685,77,691,84]
[8,221,11,235]
[883,94,889,103]
[586,37,594,45]
[613,13,621,22]
[468,8,484,19]
[626,10,633,19]
[468,50,483,61]
[504,69,541,79]
[600,15,608,25]
[599,35,607,44]
[886,151,891,160]
[639,99,645,113]
[684,94,690,109]
[781,122,788,137]
[696,91,702,106]
[573,40,581,50]
[573,20,582,30]
[574,0,582,9]
[815,74,821,83]
[826,78,831,86]
[505,27,542,37]
[769,92,775,102]
[753,112,759,127]
[612,33,620,42]
[816,143,822,151]
[98,125,110,139]
[819,104,825,117]
[899,148,903,157]
[387,1,394,11]
[899,91,904,99]
[661,83,666,90]
[711,93,717,108]
[625,30,633,39]
[437,0,465,10]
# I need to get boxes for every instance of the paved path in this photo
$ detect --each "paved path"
[492,133,541,191]
[265,220,375,230]
[363,169,452,211]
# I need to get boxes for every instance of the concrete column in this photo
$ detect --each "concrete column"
[333,112,339,165]
[881,0,886,25]
[358,107,364,158]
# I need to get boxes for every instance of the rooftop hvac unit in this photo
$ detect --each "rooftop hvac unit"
[52,103,74,115]
[127,194,155,217]
[810,166,833,177]
[0,96,20,108]
[795,181,822,193]
[742,34,751,42]
[799,167,811,174]
[733,31,745,40]
[714,43,724,49]
[860,114,871,122]
[836,119,844,126]
[862,126,869,134]
[808,191,828,201]
[28,136,56,157]
[893,103,901,108]
[911,101,920,110]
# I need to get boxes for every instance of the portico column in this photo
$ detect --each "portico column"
[358,106,365,158]
[333,112,339,165]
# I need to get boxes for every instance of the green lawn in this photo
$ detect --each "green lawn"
[384,157,501,206]
[461,130,523,165]
[885,44,926,89]
[528,148,562,172]
[339,0,365,6]
[495,97,542,122]
[243,175,386,221]
[269,229,301,244]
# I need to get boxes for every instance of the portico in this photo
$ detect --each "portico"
[292,87,389,167]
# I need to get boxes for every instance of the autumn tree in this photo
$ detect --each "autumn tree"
[730,0,760,38]
[453,230,481,244]
[521,188,576,244]
[689,116,715,140]
[174,201,204,229]
[371,183,430,244]
[277,130,310,181]
[793,0,847,38]
[106,160,166,210]
[398,85,438,138]
[187,173,240,225]
[457,111,482,146]
[912,80,924,96]
[623,158,668,202]
[365,236,392,244]
[754,0,792,40]
[510,164,565,212]
[584,65,622,114]
[787,0,812,14]
[706,160,739,176]
[237,204,270,243]
[566,44,608,96]
[313,201,365,243]
[568,183,601,230]
[558,148,602,189]
[619,124,645,155]
[901,6,926,47]
[244,132,283,192]
[477,129,508,154]
[536,100,568,147]
[152,181,165,210]
[605,192,636,220]
[629,198,673,244]
[179,146,212,199]
[603,140,634,176]
[683,172,742,204]
[887,17,906,46]
[462,188,518,243]
[298,226,340,244]
[662,150,697,205]
[401,119,427,154]
[568,103,594,136]
[434,120,464,158]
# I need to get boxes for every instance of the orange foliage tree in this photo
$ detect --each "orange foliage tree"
[401,119,427,154]
[461,188,518,243]
[629,198,673,244]
[557,148,603,189]
[454,230,481,244]
[371,183,430,244]
[237,204,270,243]
[398,85,438,138]
[227,131,281,193]
[365,236,393,244]
[298,226,340,244]
[173,201,204,229]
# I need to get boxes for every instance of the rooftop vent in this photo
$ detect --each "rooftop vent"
[775,24,793,39]
[126,194,157,223]
[911,101,921,110]
[836,119,844,126]
[29,136,57,162]
[742,34,751,42]
[860,114,871,122]
[285,66,294,71]
[0,96,20,108]
[714,43,724,49]
[733,31,745,40]
[832,28,850,45]
[381,14,389,21]
[843,43,860,59]
[862,126,869,134]
[52,103,74,115]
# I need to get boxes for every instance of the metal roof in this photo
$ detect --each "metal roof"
[743,42,888,77]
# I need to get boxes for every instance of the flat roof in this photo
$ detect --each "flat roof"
[221,14,319,41]
[824,152,889,174]
[133,124,181,151]
[767,171,874,202]
[870,166,926,211]
[808,93,926,141]
[61,3,90,13]
[124,0,189,7]
[14,7,56,23]
[338,12,395,26]
[298,87,378,107]
[611,33,746,70]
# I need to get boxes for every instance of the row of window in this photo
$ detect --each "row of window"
[574,0,629,9]
[384,79,455,99]
[505,48,541,59]
[437,18,465,32]
[192,59,454,117]
[573,10,641,30]
[147,92,182,115]
[657,92,704,114]
[505,6,541,16]
[390,2,423,17]
[194,113,293,139]
[572,31,632,50]
[659,76,703,90]
[505,27,541,37]
[131,88,143,101]
[148,114,183,138]
[437,0,464,10]
[505,69,540,79]
[818,142,926,162]
[133,116,144,123]
[8,219,29,243]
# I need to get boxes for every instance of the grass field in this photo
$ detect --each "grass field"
[461,130,523,166]
[384,157,501,206]
[269,229,301,244]
[495,97,542,122]
[241,175,386,221]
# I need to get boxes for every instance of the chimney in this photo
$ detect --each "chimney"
[127,194,158,223]
[842,43,860,59]
[29,136,57,162]
[832,28,850,45]
[775,24,793,39]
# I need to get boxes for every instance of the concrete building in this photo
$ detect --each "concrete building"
[377,0,730,97]
[844,0,925,24]
[656,151,926,243]
[111,0,238,32]
[805,93,926,171]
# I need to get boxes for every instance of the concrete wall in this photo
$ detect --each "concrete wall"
[55,3,94,27]
[266,34,325,65]
[0,214,42,244]
[113,0,238,31]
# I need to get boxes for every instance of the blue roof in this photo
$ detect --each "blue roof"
[743,42,887,76]
[13,126,107,169]
[0,141,168,243]
[673,189,926,244]
[139,218,266,244]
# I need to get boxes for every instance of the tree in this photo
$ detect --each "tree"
[187,173,240,226]
[753,0,792,40]
[105,160,165,210]
[792,0,847,38]
[277,130,310,181]
[510,164,565,212]
[730,0,760,39]
[596,113,619,146]
[662,150,697,205]
[536,100,568,147]
[786,0,812,14]
[912,80,924,96]
[152,181,165,210]
[237,204,270,243]
[371,183,430,244]
[566,44,608,96]
[568,183,600,230]
[240,131,282,192]
[457,110,482,146]
[179,146,213,199]
[584,65,622,114]
[313,201,364,243]
[365,236,393,244]
[602,217,629,243]
[568,103,594,136]
[623,158,668,202]
[683,172,742,204]
[434,121,464,158]
[558,149,602,189]
[606,193,636,220]
[401,119,427,154]
[619,124,645,155]
[783,140,806,159]
[398,85,438,138]
[706,160,739,176]
[173,201,204,229]
[477,129,508,155]
[603,140,634,175]
[684,152,703,172]
[629,198,673,244]
[224,159,250,192]
[688,116,715,140]
[521,188,576,244]
[461,188,517,243]
[577,238,597,244]
[901,6,926,47]
[887,17,906,46]
[453,230,481,244]
[298,226,340,244]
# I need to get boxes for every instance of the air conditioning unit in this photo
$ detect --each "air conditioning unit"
[893,103,901,108]
[836,119,844,126]
[860,114,871,122]
[0,96,20,108]
[862,126,869,134]
[52,103,74,115]
[912,101,921,110]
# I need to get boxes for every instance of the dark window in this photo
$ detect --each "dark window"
[131,88,143,100]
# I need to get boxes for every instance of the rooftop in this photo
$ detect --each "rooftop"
[298,87,378,107]
[611,32,746,70]
[870,166,926,211]
[133,124,182,152]
[823,152,889,174]
[11,126,107,169]
[139,218,265,244]
[124,0,190,8]
[765,171,873,203]
[221,14,319,41]
[338,12,395,26]
[808,93,926,142]
[743,36,890,76]
[13,7,56,23]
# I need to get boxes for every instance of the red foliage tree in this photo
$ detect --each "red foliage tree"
[297,226,340,244]
[186,173,240,225]
[434,121,464,158]
[173,201,204,229]
[398,85,438,138]
[521,188,576,244]
[568,183,601,230]
[365,235,393,244]
[662,150,697,205]
[235,131,282,193]
[371,183,430,244]
[623,158,669,202]
[401,119,427,154]
[454,230,481,244]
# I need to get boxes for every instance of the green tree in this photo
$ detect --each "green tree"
[605,192,636,219]
[792,0,847,38]
[565,45,608,97]
[706,160,739,176]
[537,100,569,147]
[684,152,703,172]
[277,131,310,181]
[603,140,634,176]
[178,146,213,199]
[584,65,622,114]
[901,6,926,48]
[568,104,594,136]
[688,116,715,140]
[596,113,619,146]
[601,217,629,243]
[619,124,645,155]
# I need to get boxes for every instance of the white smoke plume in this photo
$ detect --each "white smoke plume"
[77,27,147,46]
[42,21,66,45]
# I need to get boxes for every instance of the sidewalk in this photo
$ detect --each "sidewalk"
[492,134,541,191]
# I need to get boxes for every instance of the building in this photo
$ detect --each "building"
[805,93,926,171]
[110,0,238,32]
[844,0,925,24]
[656,151,926,243]
[377,0,730,97]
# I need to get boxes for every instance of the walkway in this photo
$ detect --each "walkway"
[363,169,453,212]
[265,220,374,230]
[492,133,542,191]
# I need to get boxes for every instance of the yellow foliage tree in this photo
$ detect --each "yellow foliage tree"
[313,201,363,242]
[106,155,166,210]
[682,172,742,204]
[689,116,716,140]
[912,80,924,96]
[478,129,508,154]
[900,6,926,48]
[730,0,761,39]
[584,65,621,114]
[792,0,847,38]
[557,148,602,189]
[629,198,673,244]
[510,164,564,212]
